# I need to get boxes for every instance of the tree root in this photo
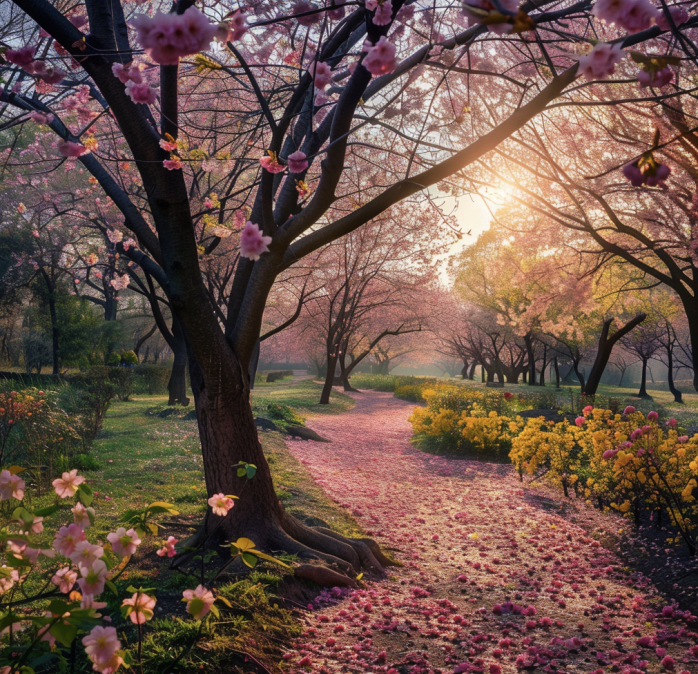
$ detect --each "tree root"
[294,564,358,588]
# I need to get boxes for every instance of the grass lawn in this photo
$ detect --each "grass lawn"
[38,378,358,673]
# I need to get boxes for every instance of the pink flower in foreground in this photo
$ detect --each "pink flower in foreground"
[582,405,593,415]
[592,0,658,33]
[125,81,157,105]
[630,428,643,441]
[163,157,183,170]
[51,566,78,593]
[156,535,178,558]
[29,111,54,125]
[112,62,143,84]
[623,405,636,415]
[638,66,673,88]
[239,222,272,260]
[678,435,688,443]
[52,469,85,498]
[82,625,122,672]
[656,5,689,30]
[72,502,92,528]
[69,541,104,568]
[602,449,617,460]
[57,140,89,158]
[575,416,585,426]
[208,493,235,516]
[77,559,108,597]
[363,36,397,76]
[312,61,333,89]
[260,154,285,173]
[6,45,36,69]
[122,592,156,624]
[287,151,309,173]
[219,10,248,41]
[328,0,347,20]
[107,527,141,558]
[372,0,393,26]
[294,0,321,26]
[183,585,215,619]
[577,42,624,81]
[666,418,677,427]
[53,523,86,557]
[647,410,658,421]
[130,6,219,65]
[0,470,25,501]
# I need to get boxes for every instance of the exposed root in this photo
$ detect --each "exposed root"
[294,564,358,589]
[314,527,385,572]
[357,537,402,567]
[270,526,355,574]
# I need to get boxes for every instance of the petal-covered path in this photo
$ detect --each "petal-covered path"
[285,391,698,674]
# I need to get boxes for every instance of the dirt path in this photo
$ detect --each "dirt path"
[285,391,697,674]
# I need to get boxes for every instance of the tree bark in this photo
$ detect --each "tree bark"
[666,341,682,403]
[320,353,338,404]
[524,333,536,386]
[584,313,646,396]
[553,356,560,389]
[638,357,649,397]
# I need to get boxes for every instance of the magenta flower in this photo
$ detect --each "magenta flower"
[592,0,659,33]
[312,62,333,90]
[6,45,36,70]
[57,140,89,158]
[656,5,689,30]
[29,111,54,125]
[156,535,178,558]
[575,416,585,426]
[51,567,78,593]
[582,405,593,415]
[125,81,157,105]
[647,410,658,421]
[630,428,643,441]
[287,151,309,173]
[239,221,272,261]
[363,36,397,76]
[623,405,636,415]
[372,0,393,25]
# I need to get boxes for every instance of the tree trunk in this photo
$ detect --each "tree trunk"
[167,319,190,406]
[248,339,260,390]
[539,343,547,386]
[104,296,118,321]
[467,362,476,380]
[572,358,585,393]
[666,344,682,403]
[584,313,646,396]
[638,357,649,397]
[320,353,338,404]
[461,361,468,379]
[47,283,59,376]
[524,334,536,386]
[554,356,560,389]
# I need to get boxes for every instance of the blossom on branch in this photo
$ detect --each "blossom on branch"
[239,222,272,261]
[312,62,333,90]
[577,43,624,81]
[57,140,89,158]
[287,151,309,173]
[362,37,397,76]
[183,585,215,619]
[125,81,158,105]
[591,0,659,33]
[208,493,235,516]
[82,625,123,674]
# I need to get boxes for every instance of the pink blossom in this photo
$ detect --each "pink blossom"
[112,62,143,84]
[328,0,347,20]
[51,566,78,593]
[239,222,272,261]
[363,36,397,76]
[0,470,25,500]
[577,43,624,81]
[34,64,65,84]
[29,111,54,125]
[130,6,219,65]
[77,559,108,597]
[122,592,156,624]
[72,501,92,528]
[52,469,85,498]
[163,157,183,170]
[656,5,689,30]
[582,405,594,415]
[107,527,141,558]
[623,405,636,414]
[462,0,519,34]
[638,66,673,88]
[312,62,333,89]
[183,584,216,619]
[602,449,617,460]
[647,410,658,421]
[630,428,643,441]
[678,435,689,443]
[125,81,157,105]
[82,625,122,672]
[53,523,86,557]
[294,1,321,27]
[287,151,309,173]
[372,1,393,26]
[220,10,248,41]
[208,493,235,516]
[156,535,178,557]
[69,541,104,568]
[662,655,675,670]
[260,154,285,173]
[6,45,37,70]
[57,140,89,158]
[574,416,585,426]
[592,0,659,33]
[159,138,178,152]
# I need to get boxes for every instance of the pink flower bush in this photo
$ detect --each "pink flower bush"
[107,527,141,558]
[363,37,397,76]
[208,493,235,516]
[592,0,659,33]
[239,221,272,261]
[156,535,178,557]
[582,405,594,415]
[122,591,156,624]
[287,151,309,173]
[574,416,585,426]
[183,585,215,619]
[647,410,658,421]
[130,7,219,65]
[125,81,158,105]
[312,62,333,90]
[0,470,25,500]
[57,140,89,158]
[52,469,85,498]
[53,523,86,557]
[577,43,624,81]
[82,625,123,673]
[51,566,78,593]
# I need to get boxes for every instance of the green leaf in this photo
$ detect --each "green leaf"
[233,537,256,553]
[49,621,78,647]
[216,596,233,608]
[241,552,258,568]
[47,600,70,616]
[12,506,34,527]
[250,550,292,569]
[33,504,63,517]
[120,509,142,522]
[237,467,246,478]
[121,650,134,666]
[209,604,220,618]
[246,464,257,479]
[106,580,119,596]
[6,465,26,475]
[77,483,93,507]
